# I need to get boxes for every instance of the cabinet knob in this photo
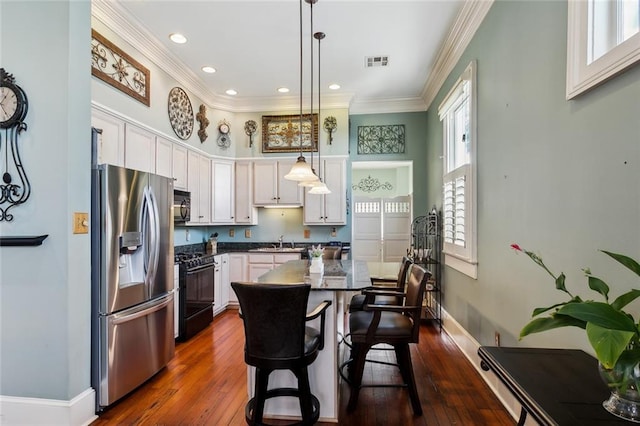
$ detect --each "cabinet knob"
[246,216,250,219]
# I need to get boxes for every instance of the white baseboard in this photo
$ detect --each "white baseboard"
[440,308,537,425]
[0,388,97,426]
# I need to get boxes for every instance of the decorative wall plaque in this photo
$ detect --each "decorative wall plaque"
[91,29,150,106]
[357,124,405,154]
[352,175,394,193]
[262,114,318,153]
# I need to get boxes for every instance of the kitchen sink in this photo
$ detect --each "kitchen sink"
[248,247,306,252]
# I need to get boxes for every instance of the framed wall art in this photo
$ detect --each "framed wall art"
[91,29,150,106]
[261,114,318,153]
[357,124,405,154]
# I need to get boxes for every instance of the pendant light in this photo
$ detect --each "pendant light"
[284,0,318,182]
[309,30,331,195]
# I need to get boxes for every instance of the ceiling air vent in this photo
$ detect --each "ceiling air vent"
[365,56,389,67]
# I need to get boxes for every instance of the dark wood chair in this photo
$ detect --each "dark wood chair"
[345,264,430,415]
[231,282,332,425]
[348,256,413,313]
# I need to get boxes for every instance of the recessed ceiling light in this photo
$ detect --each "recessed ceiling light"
[329,83,341,90]
[226,89,238,96]
[169,33,187,44]
[277,87,290,93]
[202,66,216,74]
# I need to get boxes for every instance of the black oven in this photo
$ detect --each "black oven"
[175,253,216,341]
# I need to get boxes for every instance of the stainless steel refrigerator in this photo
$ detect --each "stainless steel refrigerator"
[91,134,175,411]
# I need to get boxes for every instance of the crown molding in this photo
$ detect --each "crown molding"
[349,96,428,115]
[421,0,494,111]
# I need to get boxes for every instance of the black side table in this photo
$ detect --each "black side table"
[478,346,629,425]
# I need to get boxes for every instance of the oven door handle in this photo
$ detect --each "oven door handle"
[185,264,215,274]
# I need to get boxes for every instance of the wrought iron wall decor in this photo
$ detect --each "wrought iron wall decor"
[91,29,150,106]
[244,120,257,147]
[261,114,318,153]
[357,124,405,154]
[352,175,393,193]
[323,116,337,144]
[196,104,209,143]
[0,68,31,222]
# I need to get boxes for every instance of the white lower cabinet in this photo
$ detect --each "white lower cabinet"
[228,253,248,305]
[214,254,229,316]
[248,253,301,282]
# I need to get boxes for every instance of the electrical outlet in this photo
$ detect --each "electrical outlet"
[73,212,89,234]
[245,229,251,238]
[229,228,235,237]
[304,229,310,239]
[494,331,501,347]
[330,227,337,238]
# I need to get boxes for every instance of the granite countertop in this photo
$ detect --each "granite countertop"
[256,259,371,291]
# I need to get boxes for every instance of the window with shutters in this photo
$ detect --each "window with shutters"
[438,61,477,279]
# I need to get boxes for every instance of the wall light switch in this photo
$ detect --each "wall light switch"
[229,228,235,237]
[73,212,89,234]
[245,229,251,238]
[304,229,310,239]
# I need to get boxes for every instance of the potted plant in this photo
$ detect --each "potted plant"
[309,244,324,274]
[512,243,640,422]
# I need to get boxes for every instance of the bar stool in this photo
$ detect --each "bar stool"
[232,282,332,426]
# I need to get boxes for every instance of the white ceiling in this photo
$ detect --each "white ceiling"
[95,0,466,113]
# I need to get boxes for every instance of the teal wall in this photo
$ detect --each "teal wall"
[349,112,430,216]
[425,0,640,353]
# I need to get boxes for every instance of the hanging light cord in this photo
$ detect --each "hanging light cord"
[299,0,304,159]
[317,31,323,182]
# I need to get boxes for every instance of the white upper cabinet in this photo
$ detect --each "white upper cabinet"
[124,123,156,174]
[172,144,188,190]
[155,136,173,179]
[234,161,258,224]
[211,159,235,224]
[187,150,211,223]
[303,158,346,225]
[253,160,302,206]
[91,108,125,167]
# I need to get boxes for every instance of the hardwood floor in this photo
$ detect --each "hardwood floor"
[91,309,514,425]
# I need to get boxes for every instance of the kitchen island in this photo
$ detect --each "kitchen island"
[247,259,371,423]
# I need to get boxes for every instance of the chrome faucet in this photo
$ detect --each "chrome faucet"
[278,235,284,249]
[291,240,295,249]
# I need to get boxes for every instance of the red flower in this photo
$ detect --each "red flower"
[510,243,522,252]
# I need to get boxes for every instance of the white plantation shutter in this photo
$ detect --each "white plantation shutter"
[439,61,477,278]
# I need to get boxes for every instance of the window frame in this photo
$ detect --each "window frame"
[567,0,640,99]
[438,60,478,279]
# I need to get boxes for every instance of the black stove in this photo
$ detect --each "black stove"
[175,252,216,271]
[174,252,216,341]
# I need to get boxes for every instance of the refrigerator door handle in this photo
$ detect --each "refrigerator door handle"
[110,294,173,325]
[142,187,159,297]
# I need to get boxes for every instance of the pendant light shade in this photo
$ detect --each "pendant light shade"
[284,156,317,181]
[308,181,331,194]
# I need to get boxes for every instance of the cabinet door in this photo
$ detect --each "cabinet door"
[235,161,257,224]
[253,161,278,205]
[249,264,274,282]
[211,160,235,223]
[198,156,211,223]
[155,136,173,179]
[91,109,125,167]
[172,144,188,190]
[187,150,199,222]
[220,254,230,307]
[228,254,247,304]
[125,123,156,173]
[303,187,325,225]
[213,262,223,316]
[322,159,346,224]
[277,159,302,205]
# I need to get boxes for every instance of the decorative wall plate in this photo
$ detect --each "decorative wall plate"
[168,87,194,140]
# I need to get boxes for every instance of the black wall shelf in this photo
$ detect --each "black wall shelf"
[0,235,48,246]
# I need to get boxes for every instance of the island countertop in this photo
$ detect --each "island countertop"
[256,259,371,291]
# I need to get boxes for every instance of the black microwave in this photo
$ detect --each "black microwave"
[173,190,191,223]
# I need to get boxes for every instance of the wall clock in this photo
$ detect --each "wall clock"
[168,87,194,140]
[1,69,28,129]
[217,120,231,149]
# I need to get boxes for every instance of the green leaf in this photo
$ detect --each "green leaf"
[532,302,569,317]
[611,289,640,311]
[601,250,640,278]
[587,276,609,301]
[586,322,635,369]
[557,302,637,332]
[519,314,586,339]
[555,273,567,292]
